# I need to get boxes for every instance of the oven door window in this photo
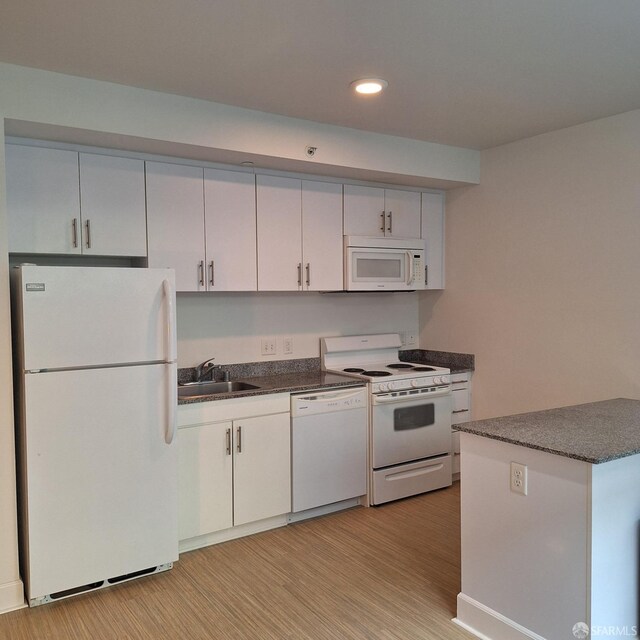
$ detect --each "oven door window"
[394,404,435,431]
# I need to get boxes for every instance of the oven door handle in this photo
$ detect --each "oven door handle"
[373,390,451,405]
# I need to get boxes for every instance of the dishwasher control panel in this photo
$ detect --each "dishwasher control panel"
[291,386,367,417]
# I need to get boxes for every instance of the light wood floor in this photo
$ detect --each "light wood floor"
[0,483,475,639]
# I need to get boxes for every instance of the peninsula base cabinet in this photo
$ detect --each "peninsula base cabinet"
[177,394,291,552]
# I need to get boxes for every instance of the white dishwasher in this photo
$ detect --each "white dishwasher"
[291,386,368,513]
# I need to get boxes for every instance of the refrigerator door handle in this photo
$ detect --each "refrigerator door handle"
[163,279,177,363]
[163,278,177,445]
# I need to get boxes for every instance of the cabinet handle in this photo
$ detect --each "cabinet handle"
[226,428,231,455]
[198,260,205,286]
[452,409,469,414]
[236,426,242,453]
[387,211,393,234]
[297,263,302,287]
[305,263,310,287]
[425,265,428,286]
[85,219,91,249]
[209,260,214,286]
[71,218,78,248]
[380,211,385,232]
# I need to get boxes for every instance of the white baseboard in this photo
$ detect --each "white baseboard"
[454,593,546,640]
[179,515,288,554]
[0,579,26,614]
[287,497,362,523]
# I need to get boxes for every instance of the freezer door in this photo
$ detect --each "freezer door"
[21,364,178,600]
[15,266,176,370]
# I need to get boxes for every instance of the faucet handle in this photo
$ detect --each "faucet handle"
[196,357,216,380]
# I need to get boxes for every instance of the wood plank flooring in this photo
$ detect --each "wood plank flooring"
[0,483,475,639]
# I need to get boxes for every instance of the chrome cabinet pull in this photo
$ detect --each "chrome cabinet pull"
[380,211,385,232]
[425,265,428,286]
[305,263,310,287]
[209,260,214,286]
[297,263,302,287]
[226,428,231,455]
[452,409,469,414]
[198,260,205,286]
[72,218,78,248]
[85,219,91,249]
[236,426,242,453]
[387,211,392,233]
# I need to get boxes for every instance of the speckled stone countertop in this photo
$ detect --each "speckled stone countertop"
[178,358,363,405]
[455,398,640,463]
[400,349,474,373]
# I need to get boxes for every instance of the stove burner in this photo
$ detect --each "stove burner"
[343,368,365,373]
[363,370,392,377]
[412,366,436,372]
[387,363,413,369]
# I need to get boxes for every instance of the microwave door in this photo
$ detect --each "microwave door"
[348,248,408,290]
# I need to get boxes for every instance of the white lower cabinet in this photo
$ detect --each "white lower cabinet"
[450,372,473,476]
[177,394,291,549]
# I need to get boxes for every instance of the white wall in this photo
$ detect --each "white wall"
[177,292,418,367]
[420,109,640,420]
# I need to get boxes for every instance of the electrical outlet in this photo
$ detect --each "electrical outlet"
[261,338,277,356]
[406,332,417,346]
[283,336,293,355]
[510,462,528,495]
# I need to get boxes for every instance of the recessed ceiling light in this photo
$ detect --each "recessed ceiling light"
[351,78,388,95]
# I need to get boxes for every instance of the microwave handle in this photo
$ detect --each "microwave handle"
[406,251,414,285]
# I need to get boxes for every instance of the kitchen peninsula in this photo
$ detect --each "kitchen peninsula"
[454,398,640,640]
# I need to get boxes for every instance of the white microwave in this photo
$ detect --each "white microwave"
[344,236,426,291]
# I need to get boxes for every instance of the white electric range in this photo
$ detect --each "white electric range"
[321,333,453,505]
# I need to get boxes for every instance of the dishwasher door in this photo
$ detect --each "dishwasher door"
[291,387,368,513]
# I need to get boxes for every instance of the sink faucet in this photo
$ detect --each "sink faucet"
[195,357,216,382]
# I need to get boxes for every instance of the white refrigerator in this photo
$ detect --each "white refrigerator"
[11,265,178,606]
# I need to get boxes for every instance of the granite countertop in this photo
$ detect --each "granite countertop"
[400,349,474,373]
[455,398,640,464]
[178,370,363,405]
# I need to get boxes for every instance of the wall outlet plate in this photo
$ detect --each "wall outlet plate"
[510,462,528,495]
[261,338,277,356]
[283,336,293,355]
[406,332,417,346]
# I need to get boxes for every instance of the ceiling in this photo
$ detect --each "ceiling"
[1,0,640,150]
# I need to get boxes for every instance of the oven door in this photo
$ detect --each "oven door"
[346,247,415,290]
[371,391,452,469]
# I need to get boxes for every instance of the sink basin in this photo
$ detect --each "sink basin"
[178,381,260,398]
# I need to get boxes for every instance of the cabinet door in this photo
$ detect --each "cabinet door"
[301,181,343,291]
[6,145,81,255]
[421,192,445,289]
[79,154,147,257]
[204,169,257,291]
[343,184,385,236]
[178,422,233,540]
[146,162,206,292]
[233,413,291,526]
[256,175,302,291]
[384,189,421,238]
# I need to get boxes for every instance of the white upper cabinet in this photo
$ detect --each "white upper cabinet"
[79,154,146,257]
[146,162,206,292]
[421,191,445,289]
[257,176,344,292]
[344,184,421,238]
[301,181,343,292]
[6,145,81,254]
[384,189,421,238]
[204,169,257,292]
[256,175,303,291]
[7,145,147,257]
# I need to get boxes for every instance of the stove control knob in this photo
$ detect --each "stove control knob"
[379,383,388,392]
[387,381,397,391]
[411,379,420,388]
[433,376,442,385]
[442,375,450,385]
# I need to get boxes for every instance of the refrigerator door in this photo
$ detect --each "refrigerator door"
[22,364,178,600]
[15,266,176,371]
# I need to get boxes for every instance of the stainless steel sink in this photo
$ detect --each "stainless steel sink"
[178,381,260,398]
